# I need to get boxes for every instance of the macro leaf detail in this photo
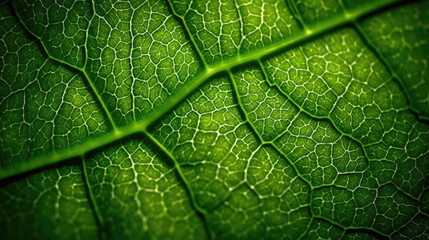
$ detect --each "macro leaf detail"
[1,0,429,239]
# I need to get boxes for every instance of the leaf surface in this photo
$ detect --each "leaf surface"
[1,0,429,239]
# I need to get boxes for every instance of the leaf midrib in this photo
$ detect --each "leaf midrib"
[0,0,401,180]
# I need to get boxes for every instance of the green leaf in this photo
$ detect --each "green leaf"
[1,0,428,239]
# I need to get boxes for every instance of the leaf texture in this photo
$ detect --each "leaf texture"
[1,0,428,239]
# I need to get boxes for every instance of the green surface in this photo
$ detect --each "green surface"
[1,0,428,239]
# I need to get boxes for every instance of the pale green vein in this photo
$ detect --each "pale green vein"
[166,0,209,68]
[313,215,390,238]
[80,3,109,238]
[390,211,421,238]
[229,69,316,239]
[232,0,245,51]
[142,130,215,240]
[298,218,316,240]
[420,211,429,219]
[80,0,114,130]
[227,70,267,143]
[0,0,402,180]
[129,5,137,123]
[81,155,106,240]
[11,1,118,130]
[338,229,347,240]
[83,0,96,71]
[286,0,308,31]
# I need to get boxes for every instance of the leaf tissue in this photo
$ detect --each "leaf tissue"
[1,0,429,239]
